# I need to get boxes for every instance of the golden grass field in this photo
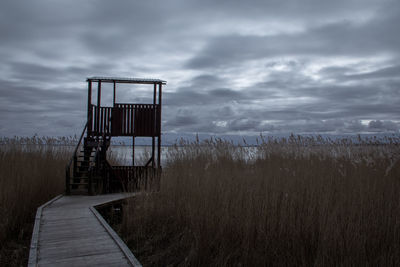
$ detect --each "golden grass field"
[1,135,400,266]
[121,135,400,266]
[0,137,72,266]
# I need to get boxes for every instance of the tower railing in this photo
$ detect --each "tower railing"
[88,104,160,137]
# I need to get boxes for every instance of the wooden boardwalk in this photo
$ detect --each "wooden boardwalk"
[29,193,141,267]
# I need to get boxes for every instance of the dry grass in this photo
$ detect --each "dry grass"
[122,135,400,266]
[0,136,73,266]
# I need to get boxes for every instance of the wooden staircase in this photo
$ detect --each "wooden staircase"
[69,147,95,194]
[66,123,162,196]
[66,122,112,195]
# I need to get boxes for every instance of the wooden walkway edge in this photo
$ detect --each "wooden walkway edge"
[28,193,141,267]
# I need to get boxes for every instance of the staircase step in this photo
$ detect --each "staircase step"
[72,178,89,181]
[69,190,89,195]
[77,162,92,166]
[72,176,89,180]
[77,163,93,167]
[70,182,89,185]
[76,170,89,173]
[77,168,91,172]
[76,172,89,176]
[77,166,91,170]
[76,172,90,176]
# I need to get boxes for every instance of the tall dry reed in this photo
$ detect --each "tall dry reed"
[0,136,73,266]
[122,135,400,266]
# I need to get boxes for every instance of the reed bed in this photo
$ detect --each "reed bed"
[122,135,400,266]
[0,136,73,266]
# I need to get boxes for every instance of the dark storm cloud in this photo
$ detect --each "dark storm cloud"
[0,78,86,136]
[10,62,61,79]
[0,0,399,136]
[191,0,383,19]
[8,62,94,83]
[164,85,249,107]
[164,84,278,109]
[190,75,224,88]
[300,85,389,102]
[227,118,261,131]
[218,106,235,117]
[318,64,400,83]
[368,120,399,132]
[345,65,400,80]
[318,66,355,77]
[161,74,400,134]
[0,79,84,105]
[185,1,400,70]
[166,109,199,127]
[186,18,400,70]
[164,58,400,133]
[164,88,210,107]
[209,88,242,98]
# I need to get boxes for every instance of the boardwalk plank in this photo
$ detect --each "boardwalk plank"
[32,193,140,267]
[39,251,130,267]
[38,235,112,247]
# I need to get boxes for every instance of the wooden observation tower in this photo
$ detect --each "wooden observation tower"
[66,77,165,195]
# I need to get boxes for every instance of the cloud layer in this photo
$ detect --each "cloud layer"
[0,0,399,136]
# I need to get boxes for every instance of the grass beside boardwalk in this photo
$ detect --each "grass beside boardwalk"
[0,137,72,266]
[122,136,400,266]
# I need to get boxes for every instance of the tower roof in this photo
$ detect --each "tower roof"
[87,77,166,84]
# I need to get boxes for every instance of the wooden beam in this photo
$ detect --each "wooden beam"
[97,81,101,137]
[157,83,162,168]
[152,84,156,168]
[87,81,92,135]
[132,137,135,167]
[113,81,116,107]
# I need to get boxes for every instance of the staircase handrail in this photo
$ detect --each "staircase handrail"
[66,121,88,170]
[65,121,88,194]
[88,129,112,194]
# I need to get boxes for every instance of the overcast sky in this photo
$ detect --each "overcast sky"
[1,0,399,137]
